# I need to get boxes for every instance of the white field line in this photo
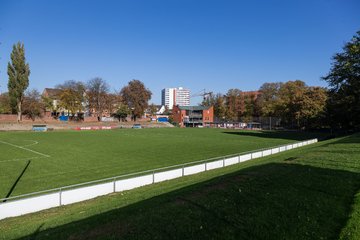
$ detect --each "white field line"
[0,140,50,158]
[21,140,39,147]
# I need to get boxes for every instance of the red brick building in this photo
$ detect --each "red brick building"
[172,105,214,127]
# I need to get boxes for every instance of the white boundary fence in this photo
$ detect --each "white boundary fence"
[0,139,318,220]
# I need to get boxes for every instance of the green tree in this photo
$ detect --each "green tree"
[257,82,283,117]
[299,87,328,128]
[322,30,360,129]
[120,80,152,121]
[114,103,130,122]
[201,93,227,122]
[214,93,227,121]
[41,95,55,114]
[277,80,307,128]
[57,80,85,118]
[0,93,13,114]
[86,77,110,121]
[277,80,327,129]
[225,89,242,121]
[7,42,30,122]
[201,93,215,107]
[242,94,257,122]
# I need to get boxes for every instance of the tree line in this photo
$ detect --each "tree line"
[17,78,151,122]
[202,30,360,130]
[1,30,359,130]
[1,42,152,122]
[202,80,328,129]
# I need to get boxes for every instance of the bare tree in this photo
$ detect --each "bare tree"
[86,78,109,121]
[23,89,44,121]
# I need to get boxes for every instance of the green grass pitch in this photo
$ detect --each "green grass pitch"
[0,128,322,198]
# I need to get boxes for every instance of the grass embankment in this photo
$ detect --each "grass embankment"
[1,133,359,239]
[0,128,320,197]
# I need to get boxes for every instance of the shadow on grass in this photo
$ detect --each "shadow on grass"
[3,160,31,202]
[323,134,360,145]
[222,130,329,141]
[16,162,360,240]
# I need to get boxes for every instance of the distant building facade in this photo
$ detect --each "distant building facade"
[161,87,190,110]
[172,105,214,127]
[42,88,65,117]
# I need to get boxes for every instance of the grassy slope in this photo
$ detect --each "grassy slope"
[1,133,359,239]
[0,128,320,197]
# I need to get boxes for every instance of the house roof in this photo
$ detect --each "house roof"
[177,105,212,111]
[42,88,62,98]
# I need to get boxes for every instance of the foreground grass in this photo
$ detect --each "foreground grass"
[0,128,322,197]
[0,133,359,239]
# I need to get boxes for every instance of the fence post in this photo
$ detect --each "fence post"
[59,188,62,206]
[238,155,241,163]
[205,162,207,171]
[270,148,273,155]
[152,171,155,183]
[182,165,184,176]
[250,153,253,159]
[113,177,116,193]
[223,157,225,167]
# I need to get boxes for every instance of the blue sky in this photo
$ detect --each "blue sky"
[0,0,359,104]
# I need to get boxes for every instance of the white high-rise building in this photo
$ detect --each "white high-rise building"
[161,88,175,110]
[175,87,190,107]
[161,87,190,109]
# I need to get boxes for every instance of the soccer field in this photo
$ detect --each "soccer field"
[0,128,321,198]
